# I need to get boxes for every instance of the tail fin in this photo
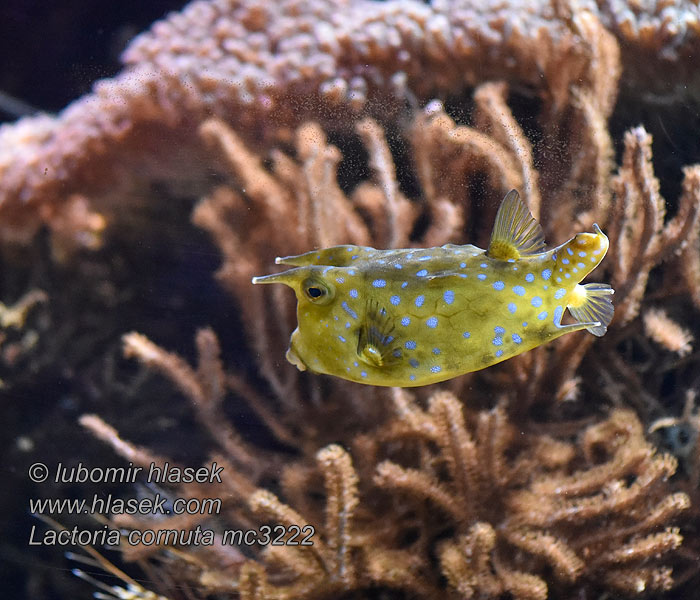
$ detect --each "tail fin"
[568,283,615,336]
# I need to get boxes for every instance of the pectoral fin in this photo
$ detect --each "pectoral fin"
[357,301,398,367]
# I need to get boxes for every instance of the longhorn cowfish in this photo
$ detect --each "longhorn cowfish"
[252,190,614,387]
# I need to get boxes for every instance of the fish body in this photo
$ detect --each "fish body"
[253,191,614,387]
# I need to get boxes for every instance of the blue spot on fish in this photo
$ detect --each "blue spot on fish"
[508,302,517,314]
[494,326,505,334]
[553,305,563,326]
[531,296,543,307]
[538,311,548,320]
[493,337,503,346]
[415,295,425,307]
[460,262,467,268]
[432,347,441,355]
[401,317,411,326]
[336,277,345,283]
[409,359,419,368]
[342,302,358,319]
[444,290,455,304]
[338,335,346,342]
[525,273,535,282]
[390,295,401,306]
[493,280,505,290]
[394,263,403,269]
[480,263,488,268]
[554,288,566,299]
[430,365,442,373]
[350,289,359,298]
[372,279,387,288]
[401,282,408,289]
[405,340,417,350]
[463,331,471,338]
[542,269,552,280]
[426,316,438,328]
[416,269,428,277]
[512,333,522,344]
[513,285,526,296]
[495,349,503,357]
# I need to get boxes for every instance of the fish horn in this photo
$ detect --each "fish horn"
[251,268,303,286]
[275,251,318,266]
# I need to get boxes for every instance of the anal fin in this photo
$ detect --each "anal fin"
[567,283,615,337]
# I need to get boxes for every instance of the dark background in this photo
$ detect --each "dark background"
[0,1,186,123]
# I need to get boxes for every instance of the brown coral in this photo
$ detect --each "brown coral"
[82,349,690,598]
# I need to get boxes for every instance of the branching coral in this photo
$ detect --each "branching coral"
[0,289,47,385]
[83,349,690,598]
[377,391,689,596]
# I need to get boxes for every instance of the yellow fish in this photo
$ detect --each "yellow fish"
[252,191,614,387]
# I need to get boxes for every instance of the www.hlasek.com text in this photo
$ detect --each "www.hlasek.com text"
[29,492,221,517]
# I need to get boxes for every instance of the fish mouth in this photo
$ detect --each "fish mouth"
[285,346,307,371]
[285,332,307,371]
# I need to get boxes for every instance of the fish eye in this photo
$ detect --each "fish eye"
[302,278,334,304]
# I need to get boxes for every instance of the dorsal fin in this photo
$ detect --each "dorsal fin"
[487,190,546,260]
